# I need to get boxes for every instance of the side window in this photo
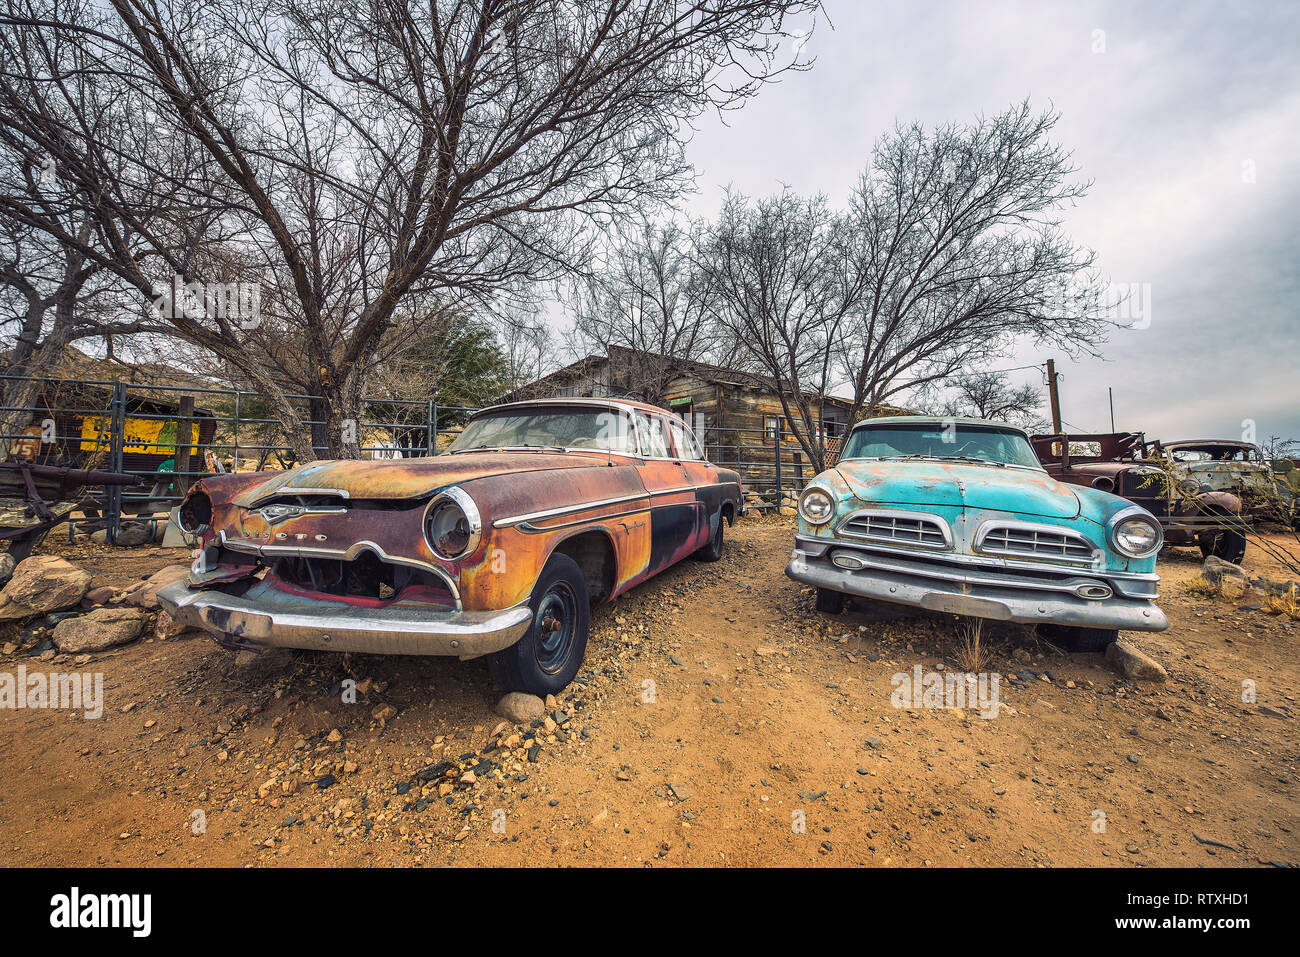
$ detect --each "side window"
[635,413,669,458]
[667,417,703,461]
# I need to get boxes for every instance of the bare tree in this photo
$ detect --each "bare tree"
[697,190,863,472]
[934,370,1048,433]
[497,306,557,397]
[570,222,720,404]
[699,102,1111,473]
[0,0,819,459]
[836,103,1110,424]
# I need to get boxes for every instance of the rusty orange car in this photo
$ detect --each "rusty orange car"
[157,399,743,694]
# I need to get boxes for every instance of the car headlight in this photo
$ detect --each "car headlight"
[178,490,212,534]
[424,487,482,560]
[1108,507,1163,558]
[798,486,835,525]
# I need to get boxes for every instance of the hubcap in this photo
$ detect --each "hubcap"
[534,582,577,674]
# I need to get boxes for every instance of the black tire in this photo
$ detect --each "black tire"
[814,587,844,615]
[488,553,590,696]
[1198,527,1247,564]
[696,511,726,562]
[1039,623,1118,653]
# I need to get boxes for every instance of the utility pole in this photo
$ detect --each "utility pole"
[1045,359,1062,434]
[1108,387,1115,432]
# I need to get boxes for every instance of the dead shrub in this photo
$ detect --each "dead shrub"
[954,618,994,673]
[1263,586,1300,620]
[1185,574,1247,602]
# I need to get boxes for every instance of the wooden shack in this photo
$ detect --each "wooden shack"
[498,346,913,487]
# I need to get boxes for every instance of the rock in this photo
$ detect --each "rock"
[1202,555,1250,587]
[416,760,453,782]
[326,728,343,743]
[0,556,92,621]
[669,782,692,801]
[81,586,116,608]
[371,703,398,724]
[1105,640,1167,682]
[52,608,148,655]
[124,565,191,611]
[497,692,545,723]
[89,522,152,547]
[865,736,885,750]
[0,552,14,587]
[154,610,198,640]
[52,606,148,653]
[1192,832,1237,851]
[1258,705,1289,719]
[1255,579,1299,598]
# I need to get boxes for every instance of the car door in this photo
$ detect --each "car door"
[632,411,699,573]
[667,414,722,550]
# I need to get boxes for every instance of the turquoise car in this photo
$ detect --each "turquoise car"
[785,417,1169,651]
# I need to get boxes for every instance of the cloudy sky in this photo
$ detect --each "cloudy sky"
[638,0,1299,443]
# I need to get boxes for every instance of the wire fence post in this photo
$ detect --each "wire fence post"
[427,401,438,456]
[774,427,782,508]
[107,380,126,543]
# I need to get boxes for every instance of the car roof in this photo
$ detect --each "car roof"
[851,415,1030,435]
[1163,439,1255,449]
[476,397,672,417]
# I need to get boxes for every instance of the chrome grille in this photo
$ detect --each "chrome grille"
[838,511,950,549]
[978,524,1096,563]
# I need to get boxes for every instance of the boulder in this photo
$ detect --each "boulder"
[0,556,92,621]
[125,564,191,611]
[52,606,148,653]
[0,552,14,587]
[155,609,200,640]
[81,585,117,608]
[1105,640,1167,682]
[1202,555,1250,587]
[497,692,545,723]
[89,522,152,547]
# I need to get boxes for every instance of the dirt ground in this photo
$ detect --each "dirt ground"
[1,516,1296,868]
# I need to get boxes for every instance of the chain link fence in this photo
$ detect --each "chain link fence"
[2,375,817,547]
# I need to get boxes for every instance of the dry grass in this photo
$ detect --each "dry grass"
[1184,574,1248,602]
[1263,586,1300,620]
[1184,574,1221,597]
[954,618,994,673]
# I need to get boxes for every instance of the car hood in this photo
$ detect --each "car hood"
[834,460,1081,519]
[230,452,609,505]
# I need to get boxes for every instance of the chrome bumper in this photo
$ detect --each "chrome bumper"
[157,579,532,657]
[785,542,1169,632]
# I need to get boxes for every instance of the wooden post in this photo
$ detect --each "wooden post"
[1046,359,1062,434]
[174,395,194,493]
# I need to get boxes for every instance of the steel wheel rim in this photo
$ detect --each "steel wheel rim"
[534,582,577,674]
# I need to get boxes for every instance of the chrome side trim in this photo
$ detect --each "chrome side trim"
[493,492,648,529]
[516,507,651,534]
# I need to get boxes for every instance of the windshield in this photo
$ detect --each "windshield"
[841,423,1042,469]
[1167,445,1259,463]
[447,406,638,454]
